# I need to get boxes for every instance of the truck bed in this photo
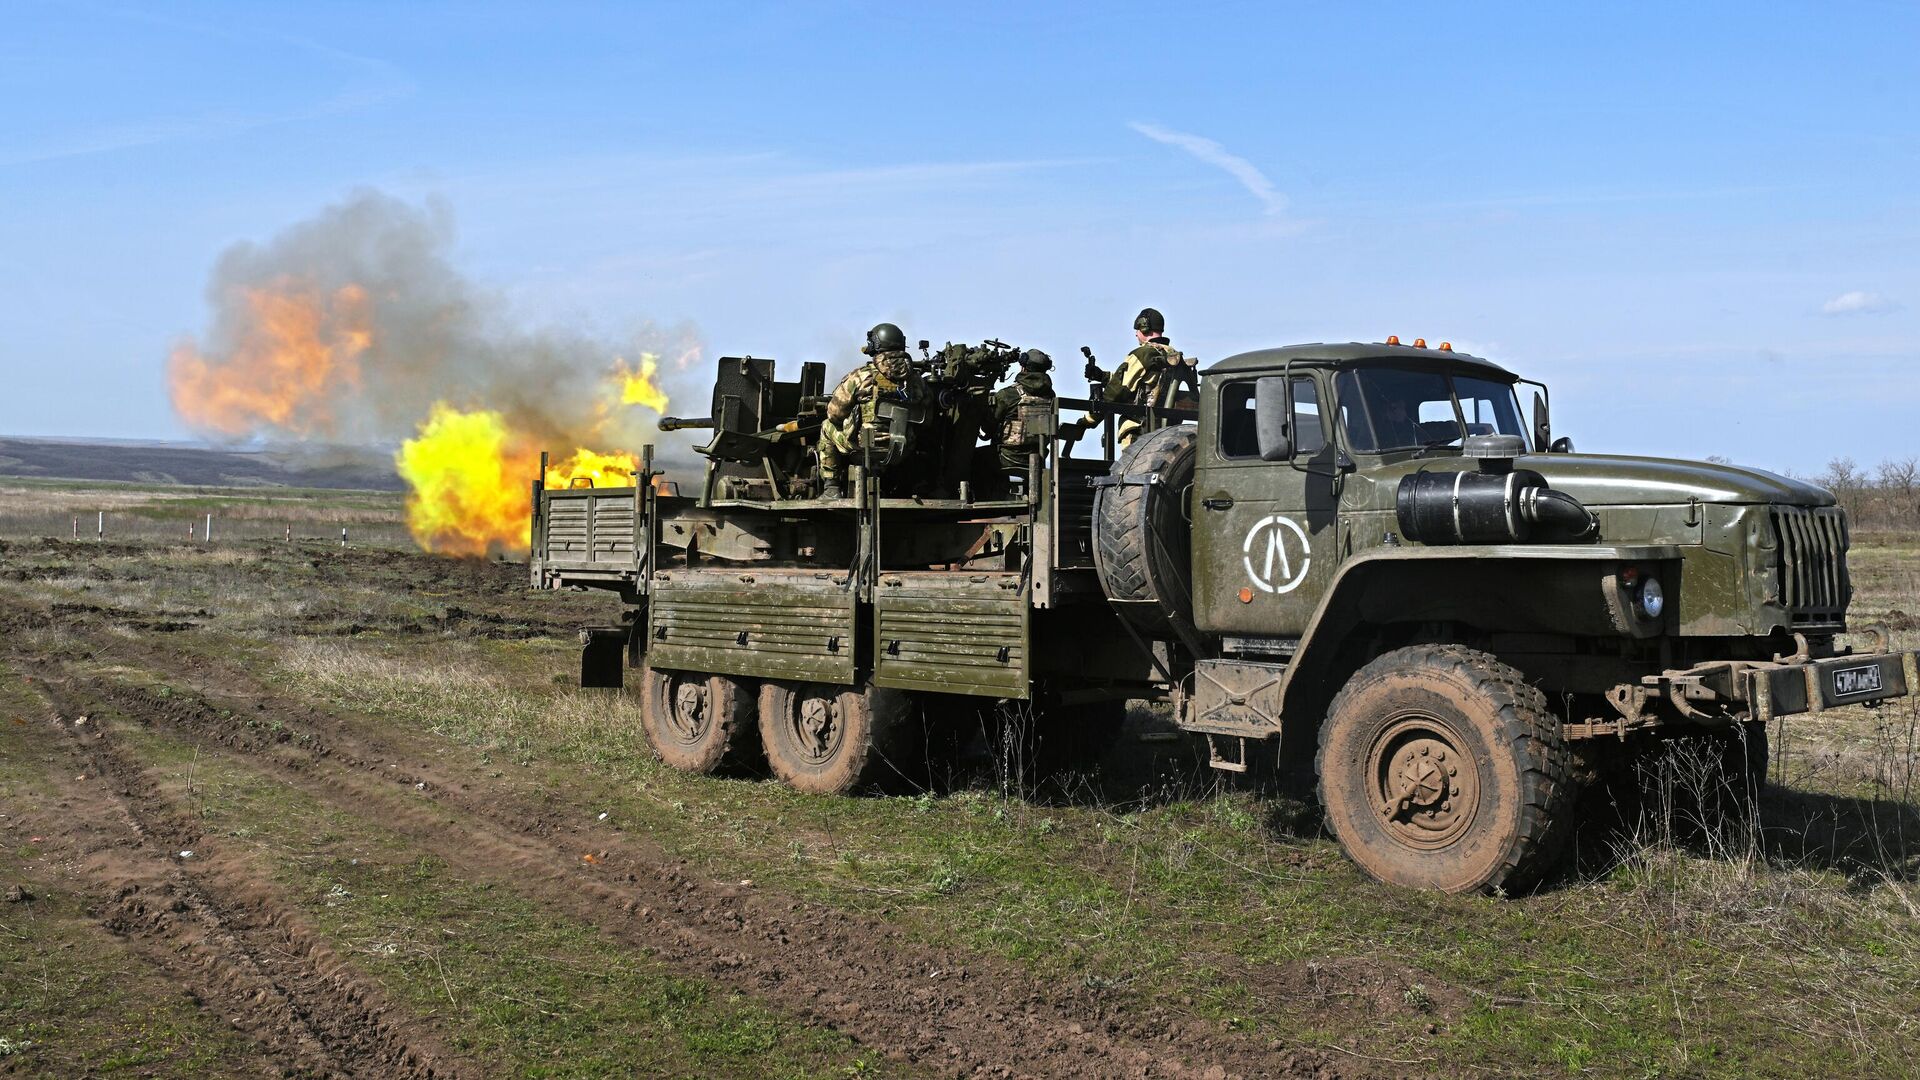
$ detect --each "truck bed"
[529,451,1137,700]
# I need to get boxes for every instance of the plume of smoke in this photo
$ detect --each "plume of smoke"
[168,189,705,459]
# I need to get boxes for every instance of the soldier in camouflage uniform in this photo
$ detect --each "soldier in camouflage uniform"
[817,322,926,499]
[1080,307,1193,449]
[992,349,1056,477]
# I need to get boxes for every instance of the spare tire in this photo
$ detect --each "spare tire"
[1092,424,1199,642]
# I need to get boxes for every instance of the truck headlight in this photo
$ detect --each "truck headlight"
[1638,576,1665,620]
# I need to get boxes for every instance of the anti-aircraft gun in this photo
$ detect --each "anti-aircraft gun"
[919,339,1023,494]
[656,355,828,502]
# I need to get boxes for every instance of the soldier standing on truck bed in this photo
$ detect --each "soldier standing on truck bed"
[818,322,926,499]
[1071,307,1194,450]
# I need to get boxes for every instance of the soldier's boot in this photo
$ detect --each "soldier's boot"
[820,477,845,500]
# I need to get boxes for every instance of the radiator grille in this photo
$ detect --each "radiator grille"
[1770,505,1850,626]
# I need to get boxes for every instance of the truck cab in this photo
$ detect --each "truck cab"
[1093,340,1895,891]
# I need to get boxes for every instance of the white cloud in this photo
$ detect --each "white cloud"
[1821,290,1897,316]
[1129,122,1287,216]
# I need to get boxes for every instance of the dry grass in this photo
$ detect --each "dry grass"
[0,480,410,547]
[277,638,651,768]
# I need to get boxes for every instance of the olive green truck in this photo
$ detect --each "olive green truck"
[532,343,1914,893]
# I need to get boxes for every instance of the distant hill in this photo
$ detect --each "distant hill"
[0,436,404,491]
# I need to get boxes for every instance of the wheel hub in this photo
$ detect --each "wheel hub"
[1370,716,1478,849]
[794,694,840,764]
[668,679,709,744]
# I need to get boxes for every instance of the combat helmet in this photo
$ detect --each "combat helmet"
[863,322,908,355]
[1133,307,1165,335]
[1020,348,1053,372]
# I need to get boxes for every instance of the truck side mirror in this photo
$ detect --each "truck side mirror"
[1254,377,1291,461]
[1532,391,1551,452]
[1550,436,1575,454]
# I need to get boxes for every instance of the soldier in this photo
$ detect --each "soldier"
[1068,307,1194,452]
[992,349,1056,476]
[817,322,926,499]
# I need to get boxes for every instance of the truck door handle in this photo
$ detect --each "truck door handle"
[1201,496,1234,511]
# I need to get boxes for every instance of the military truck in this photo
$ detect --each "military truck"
[532,342,1916,893]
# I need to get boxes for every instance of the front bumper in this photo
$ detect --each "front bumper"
[1587,636,1917,737]
[1748,650,1916,721]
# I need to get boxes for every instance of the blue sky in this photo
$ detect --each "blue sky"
[3,1,1916,473]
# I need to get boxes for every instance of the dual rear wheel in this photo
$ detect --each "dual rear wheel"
[638,663,1115,796]
[637,663,933,793]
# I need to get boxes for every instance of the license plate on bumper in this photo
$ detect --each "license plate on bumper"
[1831,663,1884,699]
[1754,653,1916,719]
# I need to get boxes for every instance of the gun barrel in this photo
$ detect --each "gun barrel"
[657,416,715,432]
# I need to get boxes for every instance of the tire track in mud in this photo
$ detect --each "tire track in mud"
[15,678,466,1079]
[28,635,1360,1080]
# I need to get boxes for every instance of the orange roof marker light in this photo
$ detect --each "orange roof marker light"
[1439,342,1453,351]
[1385,335,1400,345]
[1413,338,1427,349]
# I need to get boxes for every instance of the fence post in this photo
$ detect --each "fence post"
[97,511,103,540]
[72,516,78,539]
[340,527,348,548]
[205,513,212,543]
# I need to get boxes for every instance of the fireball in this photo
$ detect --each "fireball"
[394,404,534,557]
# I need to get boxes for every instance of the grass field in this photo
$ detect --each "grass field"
[1,482,1916,1078]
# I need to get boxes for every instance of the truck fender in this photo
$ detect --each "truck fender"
[1277,544,1684,726]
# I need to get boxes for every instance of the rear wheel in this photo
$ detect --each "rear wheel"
[759,681,921,794]
[639,663,758,774]
[1317,645,1574,894]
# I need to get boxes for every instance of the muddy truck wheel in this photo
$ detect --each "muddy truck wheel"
[639,664,760,775]
[759,681,922,795]
[1317,645,1574,894]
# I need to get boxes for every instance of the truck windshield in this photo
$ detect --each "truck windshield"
[1334,367,1528,454]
